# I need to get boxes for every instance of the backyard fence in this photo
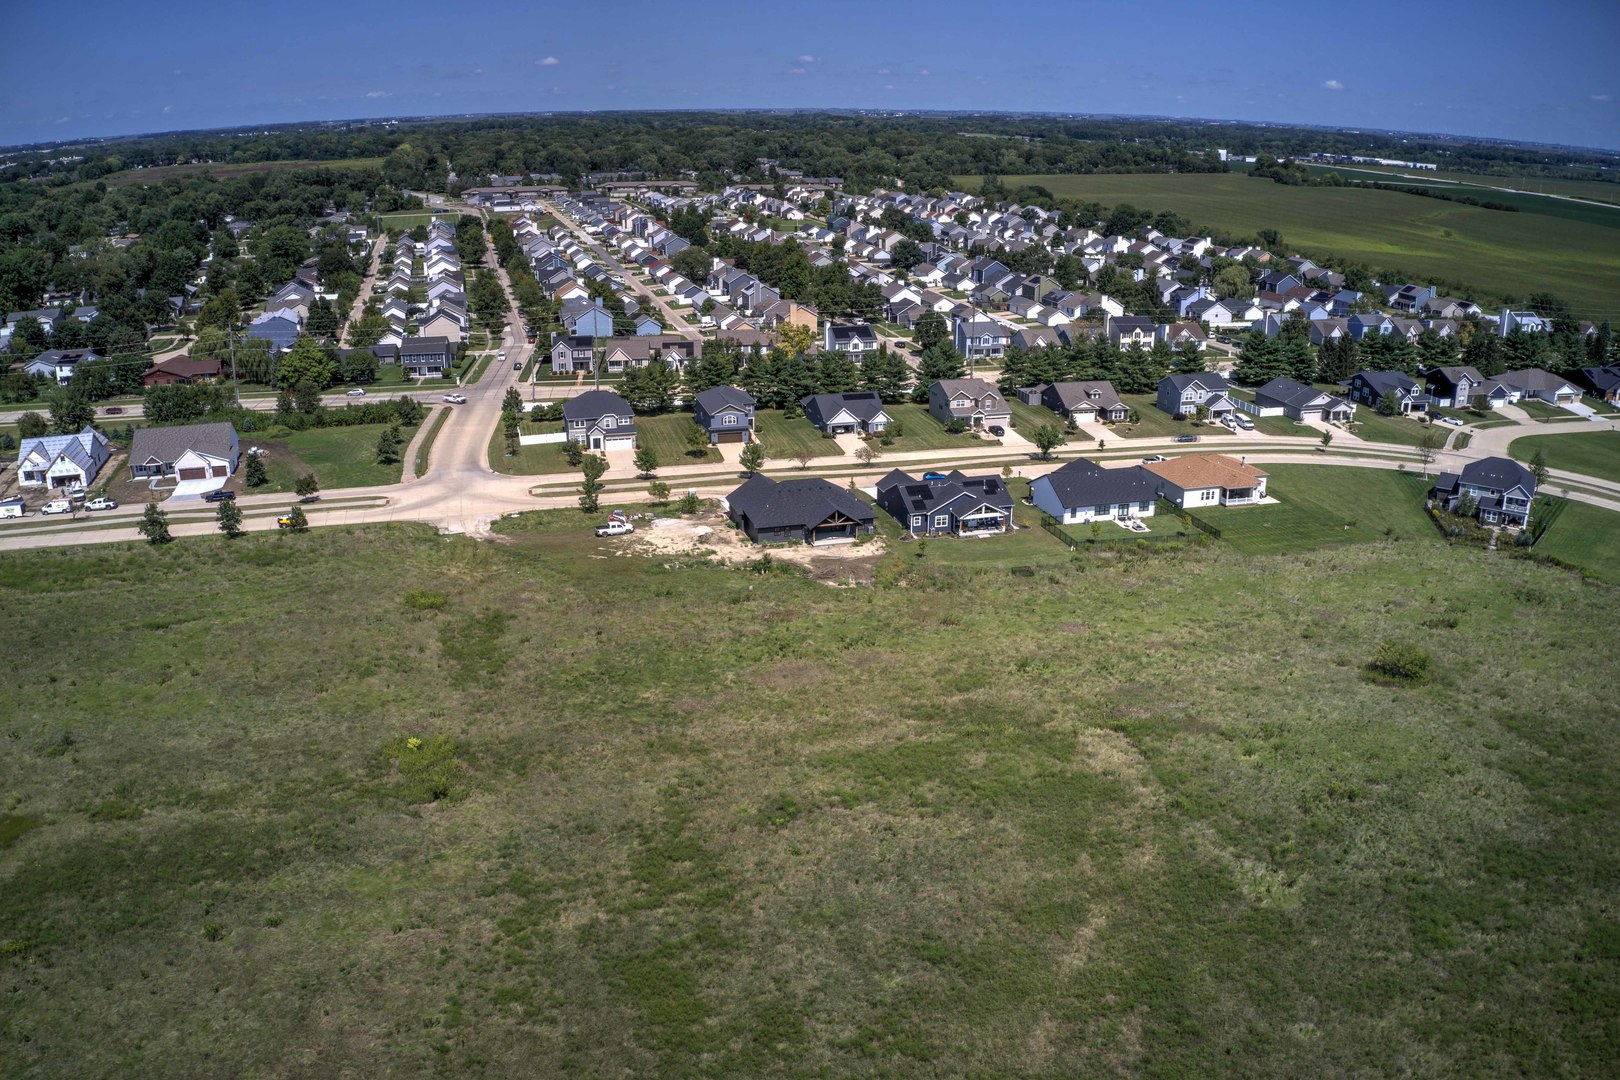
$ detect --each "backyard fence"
[1162,498,1222,539]
[1530,495,1569,544]
[1039,509,1194,548]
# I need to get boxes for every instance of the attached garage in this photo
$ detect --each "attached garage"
[716,430,747,444]
[178,467,208,480]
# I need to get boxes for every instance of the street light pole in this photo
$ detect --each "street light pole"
[228,327,241,408]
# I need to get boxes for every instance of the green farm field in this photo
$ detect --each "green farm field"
[959,173,1620,313]
[1,504,1618,1076]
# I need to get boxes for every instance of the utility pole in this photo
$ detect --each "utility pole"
[228,327,241,408]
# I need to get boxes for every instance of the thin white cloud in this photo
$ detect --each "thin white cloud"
[790,68,806,76]
[537,56,559,66]
[1322,79,1345,91]
[918,68,931,76]
[1592,93,1613,102]
[876,68,892,76]
[366,90,389,99]
[162,105,174,114]
[883,84,896,90]
[797,54,818,63]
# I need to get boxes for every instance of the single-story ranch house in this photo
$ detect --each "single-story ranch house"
[128,422,240,481]
[801,392,890,435]
[725,474,876,544]
[1143,454,1267,508]
[1030,457,1158,525]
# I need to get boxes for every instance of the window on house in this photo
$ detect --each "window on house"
[911,515,923,527]
[603,416,615,429]
[722,414,736,426]
[934,514,949,529]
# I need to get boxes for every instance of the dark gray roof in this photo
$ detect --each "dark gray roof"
[1160,373,1229,394]
[826,322,878,343]
[1354,370,1418,396]
[875,469,1013,519]
[693,385,754,413]
[1035,458,1158,509]
[1256,377,1346,410]
[401,336,451,357]
[726,475,875,530]
[129,422,237,466]
[1458,456,1537,495]
[564,389,633,421]
[802,392,887,427]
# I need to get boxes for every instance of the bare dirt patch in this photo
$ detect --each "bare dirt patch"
[615,510,888,586]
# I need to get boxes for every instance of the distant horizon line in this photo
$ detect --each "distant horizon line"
[5,107,1617,159]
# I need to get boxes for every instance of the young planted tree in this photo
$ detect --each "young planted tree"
[794,450,813,470]
[1031,424,1066,459]
[294,473,320,500]
[377,423,402,465]
[216,497,244,539]
[854,444,879,466]
[578,453,608,513]
[685,422,711,458]
[139,502,172,545]
[245,452,269,488]
[283,505,309,532]
[1320,429,1333,450]
[633,446,659,478]
[1529,447,1550,489]
[1415,428,1442,478]
[647,479,671,504]
[739,440,765,475]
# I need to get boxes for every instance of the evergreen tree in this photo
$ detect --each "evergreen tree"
[915,342,966,399]
[139,502,172,545]
[1233,330,1287,385]
[216,498,244,539]
[815,352,861,394]
[859,345,911,402]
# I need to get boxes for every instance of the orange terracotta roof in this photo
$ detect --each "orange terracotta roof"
[1143,453,1267,490]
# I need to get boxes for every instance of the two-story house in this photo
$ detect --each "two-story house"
[1431,456,1536,528]
[21,348,101,386]
[550,334,597,375]
[1156,373,1236,420]
[928,378,1011,431]
[823,322,879,356]
[14,426,111,489]
[693,385,756,445]
[563,389,637,452]
[953,317,1010,360]
[1347,370,1429,414]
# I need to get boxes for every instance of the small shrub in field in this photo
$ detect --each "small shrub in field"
[1370,640,1430,681]
[404,588,448,611]
[384,734,463,803]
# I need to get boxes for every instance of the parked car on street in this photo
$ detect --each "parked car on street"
[85,497,118,511]
[594,520,635,537]
[276,514,296,528]
[346,388,366,397]
[1142,455,1167,464]
[41,500,73,515]
[104,406,124,415]
[203,490,236,502]
[1174,434,1201,443]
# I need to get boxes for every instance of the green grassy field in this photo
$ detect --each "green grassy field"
[259,423,413,492]
[379,210,462,232]
[1295,163,1620,207]
[1345,409,1440,447]
[488,429,578,475]
[961,173,1620,313]
[1533,499,1620,584]
[1192,465,1435,554]
[756,410,844,462]
[2,505,1617,1077]
[1510,430,1620,484]
[1008,398,1093,445]
[882,403,991,452]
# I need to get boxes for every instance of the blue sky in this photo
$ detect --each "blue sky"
[3,0,1617,151]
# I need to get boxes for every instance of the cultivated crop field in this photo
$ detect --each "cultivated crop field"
[2,508,1617,1077]
[959,173,1620,314]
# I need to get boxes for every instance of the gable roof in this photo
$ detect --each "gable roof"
[802,391,888,425]
[1142,454,1266,491]
[563,388,633,421]
[1458,456,1537,494]
[874,469,1013,518]
[129,422,237,466]
[1256,377,1346,410]
[726,474,875,530]
[693,385,754,413]
[1035,458,1158,509]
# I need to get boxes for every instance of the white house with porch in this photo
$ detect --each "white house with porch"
[14,426,111,489]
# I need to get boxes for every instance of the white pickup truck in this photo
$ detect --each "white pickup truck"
[594,520,635,537]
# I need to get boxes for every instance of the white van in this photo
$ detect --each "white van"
[1233,414,1255,430]
[41,500,73,515]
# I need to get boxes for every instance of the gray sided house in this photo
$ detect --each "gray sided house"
[823,322,879,356]
[1156,373,1235,419]
[401,336,454,377]
[551,335,596,374]
[725,474,875,545]
[693,385,756,444]
[563,389,636,451]
[801,392,890,435]
[1347,370,1429,414]
[1252,378,1354,422]
[1418,366,1486,409]
[874,469,1014,537]
[928,378,1010,430]
[1431,456,1536,528]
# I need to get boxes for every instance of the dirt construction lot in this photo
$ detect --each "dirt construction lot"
[616,509,887,584]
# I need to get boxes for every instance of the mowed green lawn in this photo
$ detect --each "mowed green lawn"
[1346,409,1442,447]
[1193,464,1435,554]
[637,412,721,465]
[1,512,1617,1077]
[960,173,1620,313]
[1533,499,1620,584]
[1510,430,1620,484]
[882,402,990,452]
[755,409,843,461]
[259,423,414,491]
[1112,393,1236,440]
